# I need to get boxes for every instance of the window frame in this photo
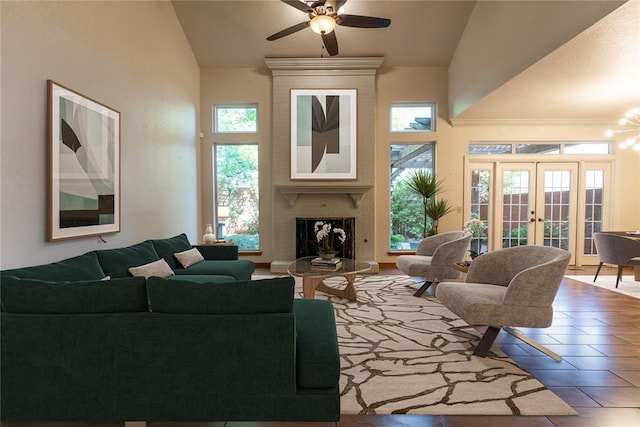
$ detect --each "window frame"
[389,102,436,133]
[213,103,258,134]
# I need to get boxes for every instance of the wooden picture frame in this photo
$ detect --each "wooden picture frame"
[47,80,120,241]
[290,89,357,180]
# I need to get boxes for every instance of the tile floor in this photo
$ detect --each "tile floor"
[3,266,639,427]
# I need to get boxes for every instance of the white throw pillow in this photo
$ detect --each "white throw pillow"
[128,259,174,279]
[174,247,205,268]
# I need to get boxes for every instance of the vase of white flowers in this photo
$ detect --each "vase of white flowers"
[314,221,346,260]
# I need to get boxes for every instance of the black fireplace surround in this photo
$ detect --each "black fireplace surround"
[296,217,355,259]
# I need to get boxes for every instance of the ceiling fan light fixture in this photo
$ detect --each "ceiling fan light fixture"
[310,15,336,35]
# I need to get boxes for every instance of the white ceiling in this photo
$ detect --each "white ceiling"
[172,0,640,123]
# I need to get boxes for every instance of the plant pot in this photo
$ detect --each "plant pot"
[319,253,336,261]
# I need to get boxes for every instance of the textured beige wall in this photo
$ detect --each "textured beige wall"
[268,60,379,263]
[0,1,200,268]
[199,63,639,266]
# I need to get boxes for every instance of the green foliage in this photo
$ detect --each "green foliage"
[425,199,453,234]
[390,178,425,240]
[390,234,405,250]
[502,224,528,247]
[216,107,257,132]
[216,145,259,238]
[227,234,259,251]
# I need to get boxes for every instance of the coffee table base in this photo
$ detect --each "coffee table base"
[303,273,358,300]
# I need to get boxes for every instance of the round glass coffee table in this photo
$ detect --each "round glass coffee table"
[287,256,372,300]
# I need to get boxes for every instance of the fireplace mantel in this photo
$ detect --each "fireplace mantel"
[276,185,372,208]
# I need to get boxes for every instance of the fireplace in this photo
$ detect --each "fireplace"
[296,217,355,259]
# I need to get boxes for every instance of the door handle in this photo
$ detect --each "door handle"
[538,218,544,222]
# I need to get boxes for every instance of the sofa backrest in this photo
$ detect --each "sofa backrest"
[0,251,106,282]
[1,276,148,313]
[147,276,295,314]
[95,241,160,279]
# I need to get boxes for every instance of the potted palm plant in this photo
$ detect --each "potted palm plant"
[425,198,453,235]
[406,169,451,237]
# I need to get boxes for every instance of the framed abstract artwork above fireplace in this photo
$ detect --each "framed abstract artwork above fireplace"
[47,80,121,241]
[290,89,357,180]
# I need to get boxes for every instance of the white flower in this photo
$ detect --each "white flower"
[334,227,346,243]
[314,221,325,232]
[463,218,484,234]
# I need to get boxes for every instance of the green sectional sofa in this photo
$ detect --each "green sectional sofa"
[0,234,341,422]
[1,233,255,283]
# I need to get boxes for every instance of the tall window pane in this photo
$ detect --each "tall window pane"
[215,144,259,250]
[583,170,604,255]
[502,171,530,248]
[389,144,435,250]
[469,170,490,255]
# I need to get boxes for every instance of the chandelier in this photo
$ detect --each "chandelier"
[605,107,640,151]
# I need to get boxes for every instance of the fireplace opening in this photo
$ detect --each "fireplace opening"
[296,217,355,259]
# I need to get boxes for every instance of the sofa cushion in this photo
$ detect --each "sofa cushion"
[0,276,148,314]
[174,260,254,281]
[147,276,294,314]
[174,247,205,268]
[128,259,174,279]
[293,299,341,388]
[96,241,160,278]
[149,233,192,270]
[0,252,105,282]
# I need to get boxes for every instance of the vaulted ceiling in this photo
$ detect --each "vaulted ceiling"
[172,0,640,123]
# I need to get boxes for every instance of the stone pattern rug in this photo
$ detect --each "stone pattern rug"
[293,274,577,416]
[565,275,640,299]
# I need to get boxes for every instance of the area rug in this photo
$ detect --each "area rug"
[565,275,640,299]
[292,274,577,416]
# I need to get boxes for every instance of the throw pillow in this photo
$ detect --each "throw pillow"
[149,233,192,270]
[128,259,174,279]
[174,248,205,268]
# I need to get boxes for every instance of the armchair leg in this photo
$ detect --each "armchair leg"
[504,327,562,361]
[473,326,500,357]
[593,262,604,282]
[414,280,434,297]
[616,265,623,288]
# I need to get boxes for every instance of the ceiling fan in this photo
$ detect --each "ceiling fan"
[266,0,391,56]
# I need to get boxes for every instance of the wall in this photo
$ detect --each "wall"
[0,1,200,269]
[199,62,639,267]
[199,67,272,259]
[266,58,381,267]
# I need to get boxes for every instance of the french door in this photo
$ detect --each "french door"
[496,162,578,263]
[466,160,612,265]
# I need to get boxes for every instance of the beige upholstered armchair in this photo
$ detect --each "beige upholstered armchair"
[435,245,571,360]
[593,232,640,288]
[396,231,472,296]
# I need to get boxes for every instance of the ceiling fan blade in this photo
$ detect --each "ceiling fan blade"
[266,21,310,41]
[281,0,313,13]
[337,14,391,28]
[321,31,339,56]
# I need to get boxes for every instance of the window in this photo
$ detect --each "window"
[469,142,611,155]
[389,143,435,250]
[390,103,435,132]
[215,144,259,250]
[214,104,258,133]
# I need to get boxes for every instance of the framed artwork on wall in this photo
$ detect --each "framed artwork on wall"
[290,89,357,180]
[47,80,121,241]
